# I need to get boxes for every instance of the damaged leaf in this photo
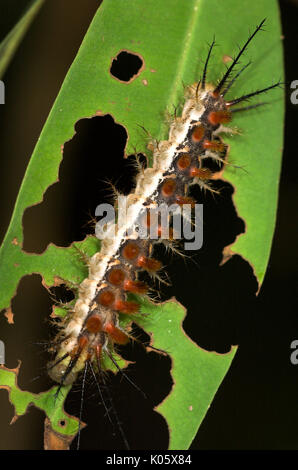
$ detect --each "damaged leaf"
[0,0,283,450]
[136,298,236,450]
[0,364,79,445]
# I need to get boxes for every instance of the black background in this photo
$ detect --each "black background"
[0,0,297,450]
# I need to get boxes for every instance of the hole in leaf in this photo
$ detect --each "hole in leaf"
[110,50,144,82]
[153,179,255,353]
[1,274,53,394]
[50,284,75,305]
[22,115,146,254]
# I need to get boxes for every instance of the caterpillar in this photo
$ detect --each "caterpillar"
[46,19,280,448]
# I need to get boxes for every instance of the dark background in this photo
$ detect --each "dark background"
[0,0,297,450]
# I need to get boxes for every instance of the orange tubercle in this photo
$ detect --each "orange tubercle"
[108,268,126,286]
[122,241,140,260]
[189,167,212,179]
[191,125,205,142]
[86,314,102,334]
[203,139,225,152]
[137,255,162,272]
[208,110,231,125]
[97,290,115,307]
[104,323,129,345]
[123,279,148,294]
[177,154,191,170]
[114,299,140,314]
[161,179,177,197]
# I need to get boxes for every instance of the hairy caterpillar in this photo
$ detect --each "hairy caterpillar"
[46,18,280,449]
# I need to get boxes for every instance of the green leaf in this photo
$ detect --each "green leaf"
[136,298,236,450]
[0,0,283,450]
[0,0,45,78]
[0,364,79,436]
